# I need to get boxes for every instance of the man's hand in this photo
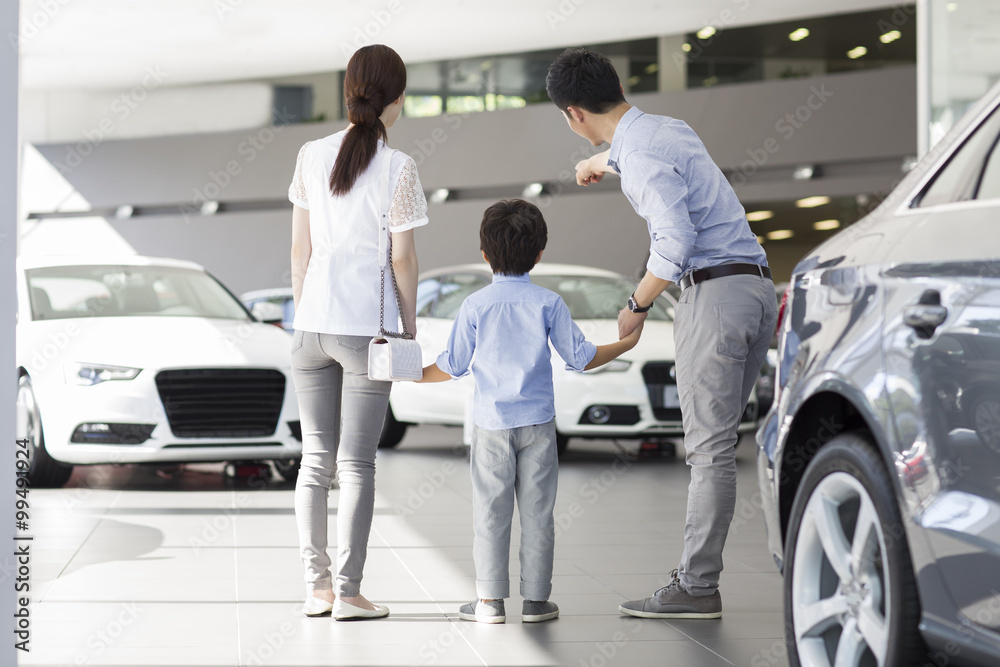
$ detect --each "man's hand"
[575,157,604,186]
[618,308,647,339]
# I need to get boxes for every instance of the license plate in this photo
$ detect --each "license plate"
[662,385,680,408]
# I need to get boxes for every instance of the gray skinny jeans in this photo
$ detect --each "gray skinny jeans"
[674,272,776,596]
[291,330,391,597]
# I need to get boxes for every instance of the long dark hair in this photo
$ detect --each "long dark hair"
[330,45,407,196]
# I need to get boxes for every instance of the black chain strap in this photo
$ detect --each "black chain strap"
[378,220,413,340]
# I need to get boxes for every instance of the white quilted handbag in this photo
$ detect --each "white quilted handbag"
[368,149,423,382]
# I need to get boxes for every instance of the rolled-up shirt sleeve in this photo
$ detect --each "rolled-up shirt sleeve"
[547,298,597,372]
[435,301,475,378]
[624,150,696,283]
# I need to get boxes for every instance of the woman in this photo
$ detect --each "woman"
[287,44,427,621]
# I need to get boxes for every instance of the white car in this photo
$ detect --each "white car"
[244,264,759,455]
[16,255,302,487]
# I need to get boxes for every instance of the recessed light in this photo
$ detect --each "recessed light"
[645,63,659,74]
[522,183,544,197]
[696,26,716,40]
[200,200,220,215]
[795,196,830,208]
[682,43,692,52]
[793,165,816,180]
[813,219,841,231]
[757,235,766,244]
[767,230,794,241]
[789,28,810,42]
[947,2,958,12]
[880,30,901,44]
[746,210,774,222]
[115,205,134,219]
[429,189,450,204]
[847,46,868,59]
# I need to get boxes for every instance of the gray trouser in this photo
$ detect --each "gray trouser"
[471,420,559,601]
[291,331,391,597]
[674,273,777,595]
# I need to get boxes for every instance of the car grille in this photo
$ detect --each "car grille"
[642,362,682,421]
[155,369,285,438]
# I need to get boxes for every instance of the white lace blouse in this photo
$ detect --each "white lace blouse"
[288,132,429,336]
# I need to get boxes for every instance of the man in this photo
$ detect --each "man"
[545,47,777,619]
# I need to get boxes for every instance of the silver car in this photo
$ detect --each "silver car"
[757,82,1000,665]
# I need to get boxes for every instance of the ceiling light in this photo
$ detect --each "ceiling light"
[879,30,901,44]
[200,200,220,215]
[946,2,958,11]
[795,196,830,208]
[696,26,716,40]
[792,165,816,180]
[114,205,134,219]
[757,235,766,244]
[429,188,450,204]
[522,182,544,198]
[644,63,659,74]
[847,46,868,59]
[746,210,774,222]
[682,43,692,52]
[813,219,841,231]
[767,229,794,241]
[788,28,810,42]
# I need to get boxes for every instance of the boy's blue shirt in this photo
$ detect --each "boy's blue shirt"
[435,273,597,431]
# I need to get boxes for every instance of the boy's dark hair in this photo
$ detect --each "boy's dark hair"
[480,199,548,276]
[545,47,626,114]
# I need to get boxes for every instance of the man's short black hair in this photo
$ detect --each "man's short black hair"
[480,199,548,276]
[545,47,626,114]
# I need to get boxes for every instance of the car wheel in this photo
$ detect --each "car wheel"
[16,376,73,488]
[378,405,407,449]
[970,392,1000,453]
[784,432,923,667]
[272,458,301,482]
[556,432,569,457]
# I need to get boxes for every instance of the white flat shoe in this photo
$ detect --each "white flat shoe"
[303,595,334,617]
[332,599,390,621]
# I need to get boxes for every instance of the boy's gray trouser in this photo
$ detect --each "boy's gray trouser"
[674,273,777,596]
[291,331,391,597]
[471,421,559,601]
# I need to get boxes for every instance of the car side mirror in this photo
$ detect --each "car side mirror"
[250,301,284,325]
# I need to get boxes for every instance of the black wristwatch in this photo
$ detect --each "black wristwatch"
[627,292,652,313]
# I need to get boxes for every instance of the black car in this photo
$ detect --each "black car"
[757,82,1000,666]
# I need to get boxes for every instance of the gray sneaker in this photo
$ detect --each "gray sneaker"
[619,572,722,620]
[522,600,559,623]
[459,599,506,624]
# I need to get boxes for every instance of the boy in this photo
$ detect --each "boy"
[419,199,643,624]
[545,48,775,619]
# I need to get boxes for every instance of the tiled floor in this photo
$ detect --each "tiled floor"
[23,427,789,666]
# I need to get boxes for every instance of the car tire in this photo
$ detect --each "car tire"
[272,458,301,482]
[16,376,73,488]
[556,432,569,457]
[378,405,407,449]
[784,432,924,667]
[970,392,1000,453]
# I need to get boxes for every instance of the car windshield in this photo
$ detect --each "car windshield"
[25,265,250,321]
[532,275,673,321]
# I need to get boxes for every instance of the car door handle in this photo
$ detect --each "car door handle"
[904,290,947,339]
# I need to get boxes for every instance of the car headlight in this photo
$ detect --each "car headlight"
[65,363,142,386]
[584,359,632,374]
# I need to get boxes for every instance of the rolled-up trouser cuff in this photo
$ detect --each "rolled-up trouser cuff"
[476,580,510,600]
[520,581,552,601]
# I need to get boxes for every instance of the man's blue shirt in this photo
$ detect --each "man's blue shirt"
[607,106,768,283]
[435,273,597,431]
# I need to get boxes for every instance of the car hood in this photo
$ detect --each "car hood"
[17,317,293,374]
[572,319,675,361]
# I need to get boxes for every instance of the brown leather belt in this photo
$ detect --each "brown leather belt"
[678,263,771,290]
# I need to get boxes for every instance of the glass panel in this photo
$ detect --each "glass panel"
[416,277,441,317]
[919,108,1000,207]
[532,275,673,321]
[433,274,490,319]
[25,265,249,321]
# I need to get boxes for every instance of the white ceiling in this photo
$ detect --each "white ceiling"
[18,0,899,90]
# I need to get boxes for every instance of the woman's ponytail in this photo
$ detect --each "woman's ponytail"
[330,45,407,196]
